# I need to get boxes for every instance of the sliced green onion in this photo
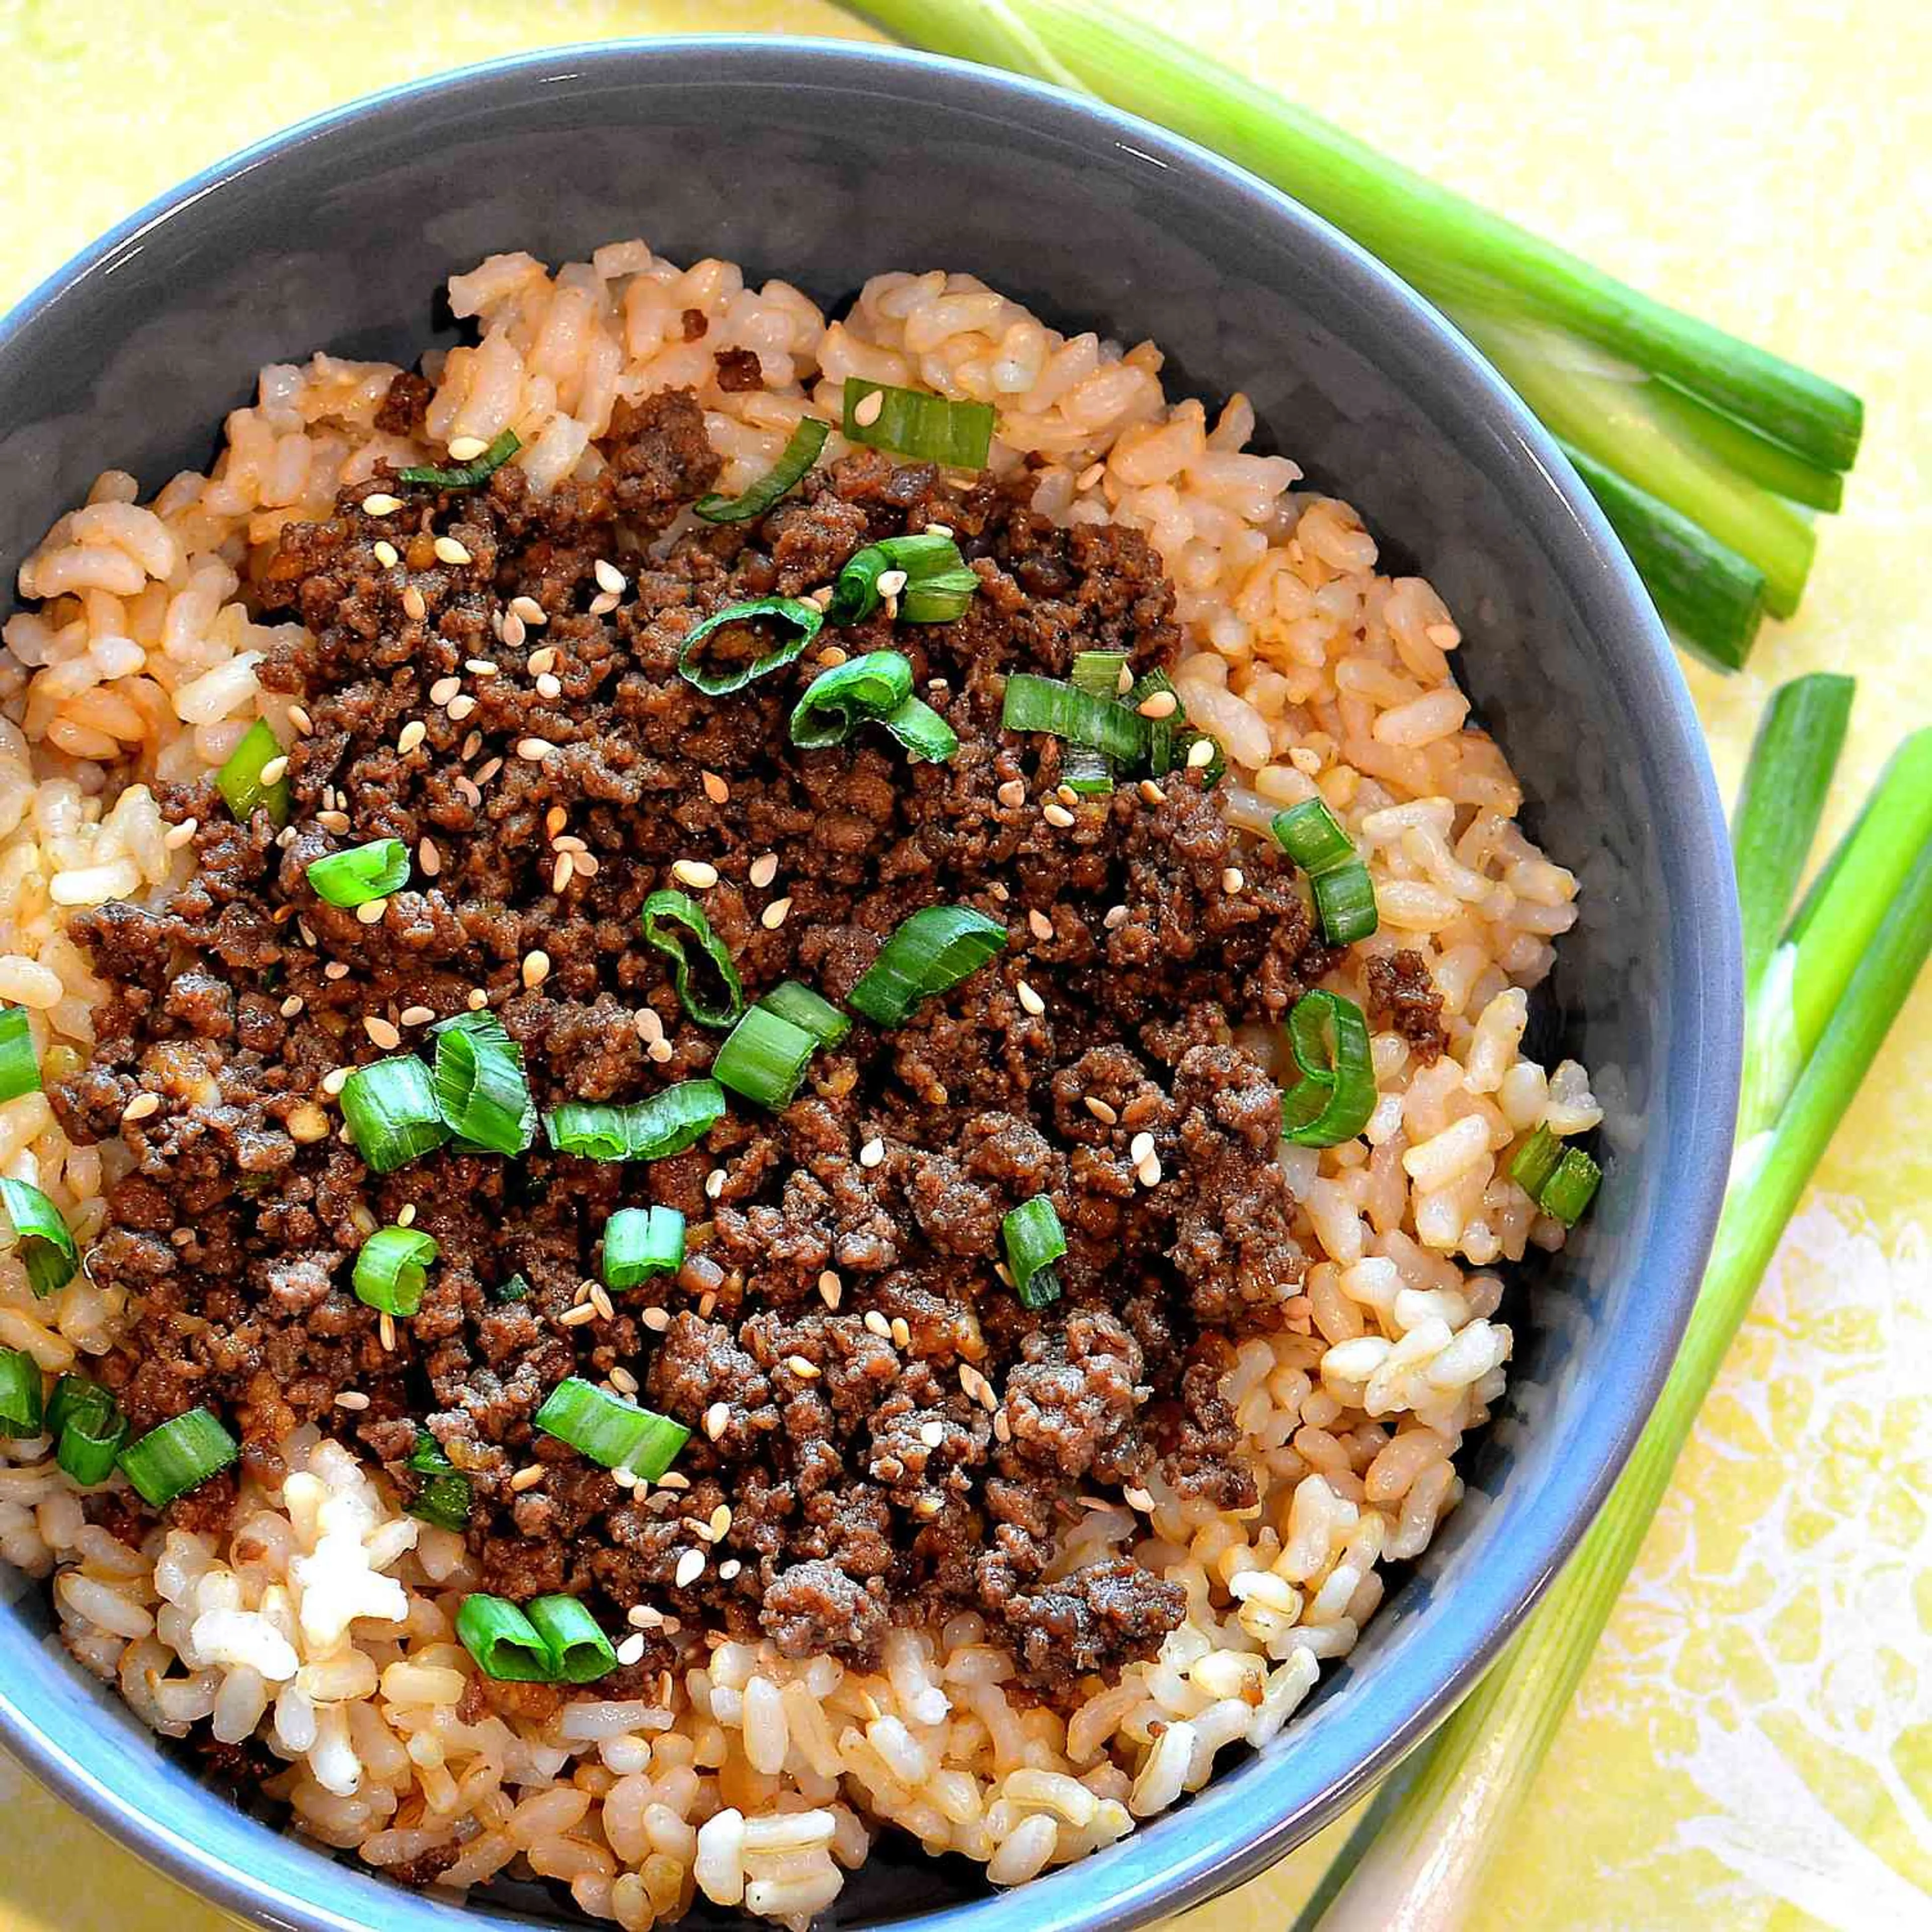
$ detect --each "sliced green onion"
[1271,798,1356,875]
[713,1006,818,1111]
[759,982,851,1047]
[406,1430,472,1532]
[883,696,959,762]
[847,905,1008,1027]
[1001,671,1150,763]
[542,1080,727,1162]
[1508,1124,1563,1200]
[535,1376,691,1478]
[487,1271,531,1304]
[641,889,745,1029]
[430,1012,537,1156]
[676,597,824,697]
[47,1376,124,1482]
[353,1225,439,1317]
[1128,668,1224,783]
[1279,990,1378,1148]
[46,1373,107,1440]
[455,1593,552,1682]
[1001,1196,1067,1310]
[0,1348,42,1436]
[306,837,409,909]
[694,416,832,523]
[0,1177,78,1298]
[340,1055,451,1173]
[899,567,981,624]
[1312,863,1380,944]
[1065,653,1130,795]
[0,1006,39,1104]
[1540,1148,1602,1227]
[602,1205,686,1291]
[118,1407,238,1507]
[526,1595,618,1683]
[842,377,994,469]
[791,652,915,748]
[397,428,521,490]
[215,719,292,828]
[828,533,968,624]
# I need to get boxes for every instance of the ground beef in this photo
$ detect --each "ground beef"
[1365,949,1449,1063]
[712,348,763,393]
[50,386,1349,1703]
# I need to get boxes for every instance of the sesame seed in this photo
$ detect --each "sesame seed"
[1085,1096,1118,1125]
[361,493,402,516]
[317,809,351,834]
[277,995,305,1021]
[1103,904,1130,930]
[993,1410,1013,1443]
[321,1067,350,1096]
[534,674,562,702]
[594,558,626,595]
[1042,802,1076,829]
[610,1365,639,1396]
[334,1391,371,1412]
[510,1465,545,1492]
[1027,909,1053,941]
[1057,785,1081,808]
[658,1471,692,1491]
[1124,1486,1157,1512]
[276,826,298,849]
[446,435,489,462]
[635,1008,665,1045]
[297,921,318,947]
[852,387,885,427]
[325,962,351,983]
[517,737,556,762]
[401,585,427,622]
[573,851,598,878]
[647,1039,673,1064]
[355,899,388,925]
[559,1302,598,1327]
[924,522,953,538]
[1137,689,1179,719]
[641,1307,671,1333]
[544,806,568,838]
[817,645,848,669]
[512,596,548,626]
[919,1421,945,1449]
[818,1269,842,1310]
[466,987,488,1009]
[674,1549,706,1588]
[588,591,620,618]
[914,1495,942,1519]
[1137,1154,1163,1187]
[527,646,558,676]
[615,1632,647,1666]
[471,753,499,781]
[372,540,400,570]
[163,817,198,850]
[397,720,427,756]
[704,1168,726,1201]
[466,658,499,677]
[257,755,289,786]
[418,837,441,878]
[718,1560,743,1582]
[891,1317,912,1350]
[749,853,779,890]
[379,1312,397,1351]
[703,1402,730,1440]
[1015,980,1045,1017]
[991,778,1026,810]
[671,859,718,890]
[1117,662,1135,694]
[700,770,728,804]
[859,1138,885,1168]
[709,1504,732,1540]
[760,896,792,930]
[433,536,472,567]
[864,1311,892,1340]
[288,704,314,736]
[804,585,836,611]
[120,1092,159,1123]
[874,568,909,598]
[1139,779,1167,806]
[396,1203,417,1228]
[399,1004,435,1027]
[1187,737,1217,769]
[429,676,461,705]
[1222,867,1245,894]
[786,1354,821,1380]
[365,1015,402,1051]
[552,852,574,894]
[590,1285,616,1322]
[1075,461,1105,492]
[522,950,551,990]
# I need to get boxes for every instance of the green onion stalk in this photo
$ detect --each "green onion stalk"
[846,0,1863,670]
[1287,688,1932,1932]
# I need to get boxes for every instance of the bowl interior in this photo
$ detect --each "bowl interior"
[0,38,1738,1932]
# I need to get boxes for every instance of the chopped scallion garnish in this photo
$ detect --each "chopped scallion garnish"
[1271,798,1379,943]
[759,982,851,1048]
[1270,798,1356,875]
[525,1595,618,1683]
[306,837,410,909]
[430,1011,536,1155]
[1312,862,1380,944]
[0,1348,42,1436]
[340,1056,451,1173]
[1540,1147,1603,1227]
[1065,652,1130,795]
[602,1205,685,1291]
[487,1272,531,1305]
[406,1429,472,1532]
[676,597,824,697]
[790,650,959,764]
[455,1593,552,1681]
[1001,671,1150,764]
[0,1006,39,1105]
[542,1081,727,1162]
[898,566,981,624]
[1279,990,1377,1147]
[0,1177,78,1298]
[641,889,745,1029]
[1507,1123,1563,1200]
[535,1376,691,1477]
[847,905,1008,1027]
[828,533,975,625]
[842,377,995,469]
[118,1406,238,1507]
[55,1394,126,1485]
[215,719,292,828]
[397,428,521,490]
[353,1225,439,1317]
[1001,1196,1067,1309]
[694,417,831,523]
[713,1005,818,1111]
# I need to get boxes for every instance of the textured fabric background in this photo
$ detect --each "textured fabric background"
[0,4,1923,1927]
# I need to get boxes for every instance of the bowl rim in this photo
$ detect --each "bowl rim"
[0,32,1742,1932]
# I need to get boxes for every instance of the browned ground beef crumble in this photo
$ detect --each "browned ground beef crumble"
[51,381,1356,1706]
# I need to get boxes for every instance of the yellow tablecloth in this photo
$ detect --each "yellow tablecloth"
[0,3,1924,1926]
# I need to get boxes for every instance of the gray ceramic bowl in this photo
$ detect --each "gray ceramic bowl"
[0,35,1741,1932]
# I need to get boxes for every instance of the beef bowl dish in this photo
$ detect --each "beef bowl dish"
[0,39,1738,1932]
